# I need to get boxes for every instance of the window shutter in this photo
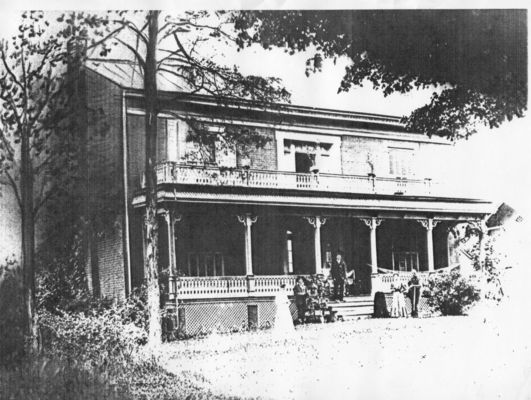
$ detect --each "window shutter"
[156,119,167,162]
[177,120,188,160]
[167,119,178,162]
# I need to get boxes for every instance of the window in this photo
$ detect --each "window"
[276,132,341,173]
[388,147,414,177]
[286,231,294,274]
[187,252,225,276]
[214,136,237,168]
[392,251,419,272]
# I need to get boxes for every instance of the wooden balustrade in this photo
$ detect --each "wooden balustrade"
[172,275,301,300]
[153,162,446,197]
[372,271,430,293]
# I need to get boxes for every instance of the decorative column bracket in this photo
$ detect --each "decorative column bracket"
[237,213,258,227]
[417,218,440,231]
[361,217,383,230]
[304,216,327,229]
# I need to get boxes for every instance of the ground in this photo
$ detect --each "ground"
[163,302,531,400]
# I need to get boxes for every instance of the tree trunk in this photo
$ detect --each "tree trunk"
[143,10,162,347]
[21,127,38,355]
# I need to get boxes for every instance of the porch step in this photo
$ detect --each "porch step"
[327,296,374,321]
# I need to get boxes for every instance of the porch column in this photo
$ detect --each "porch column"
[418,218,439,272]
[237,214,258,276]
[362,218,383,274]
[160,210,182,303]
[304,216,327,275]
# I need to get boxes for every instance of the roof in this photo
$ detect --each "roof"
[487,202,523,228]
[85,59,409,129]
[86,59,191,92]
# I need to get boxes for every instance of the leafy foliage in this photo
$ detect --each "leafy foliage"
[0,258,24,363]
[425,270,481,315]
[233,10,527,139]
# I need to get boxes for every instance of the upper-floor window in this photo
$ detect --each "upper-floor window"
[277,131,340,173]
[388,147,415,177]
[161,119,237,167]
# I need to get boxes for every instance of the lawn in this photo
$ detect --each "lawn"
[163,304,531,400]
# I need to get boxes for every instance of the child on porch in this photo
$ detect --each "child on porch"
[293,277,308,324]
[390,273,408,317]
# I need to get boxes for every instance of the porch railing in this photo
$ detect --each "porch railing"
[173,275,300,300]
[154,162,444,197]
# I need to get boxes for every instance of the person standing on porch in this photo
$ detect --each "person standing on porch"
[293,277,308,324]
[331,252,348,302]
[407,269,421,317]
[391,273,408,317]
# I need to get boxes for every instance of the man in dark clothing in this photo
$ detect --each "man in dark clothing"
[407,269,421,317]
[293,276,308,324]
[331,253,348,301]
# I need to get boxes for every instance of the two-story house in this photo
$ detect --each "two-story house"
[81,60,493,334]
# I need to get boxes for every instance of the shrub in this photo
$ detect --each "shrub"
[0,257,24,363]
[425,270,481,315]
[39,304,147,367]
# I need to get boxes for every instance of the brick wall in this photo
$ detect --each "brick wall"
[248,128,277,170]
[341,135,437,178]
[84,68,126,300]
[97,222,126,301]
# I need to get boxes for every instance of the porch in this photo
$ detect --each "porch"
[151,203,470,304]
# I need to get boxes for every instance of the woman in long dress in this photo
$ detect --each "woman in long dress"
[390,274,408,317]
[272,284,295,337]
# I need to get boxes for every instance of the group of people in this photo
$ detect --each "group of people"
[292,251,422,322]
[293,251,354,324]
[390,270,421,318]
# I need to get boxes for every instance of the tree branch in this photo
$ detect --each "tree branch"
[4,169,21,211]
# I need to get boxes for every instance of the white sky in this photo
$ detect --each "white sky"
[0,3,529,262]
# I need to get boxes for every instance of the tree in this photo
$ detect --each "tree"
[232,9,527,139]
[0,11,80,354]
[73,10,290,346]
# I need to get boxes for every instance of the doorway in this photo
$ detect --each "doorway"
[295,152,315,173]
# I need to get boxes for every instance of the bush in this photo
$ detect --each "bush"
[40,304,147,367]
[0,257,24,363]
[425,270,481,315]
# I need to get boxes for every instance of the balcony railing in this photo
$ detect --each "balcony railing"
[173,275,299,300]
[154,162,444,197]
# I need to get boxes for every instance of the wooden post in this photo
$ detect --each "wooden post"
[237,214,258,276]
[418,218,439,272]
[304,216,327,275]
[362,218,383,274]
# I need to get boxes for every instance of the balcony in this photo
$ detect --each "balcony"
[153,162,450,197]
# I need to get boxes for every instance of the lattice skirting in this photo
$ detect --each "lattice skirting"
[173,294,432,337]
[176,297,299,336]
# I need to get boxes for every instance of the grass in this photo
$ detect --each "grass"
[162,305,531,400]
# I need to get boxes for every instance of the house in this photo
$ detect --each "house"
[79,60,493,334]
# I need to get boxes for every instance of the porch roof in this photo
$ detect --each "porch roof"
[132,188,493,217]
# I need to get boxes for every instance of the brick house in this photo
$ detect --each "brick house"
[81,60,493,333]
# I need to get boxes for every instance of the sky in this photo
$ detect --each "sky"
[0,4,529,259]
